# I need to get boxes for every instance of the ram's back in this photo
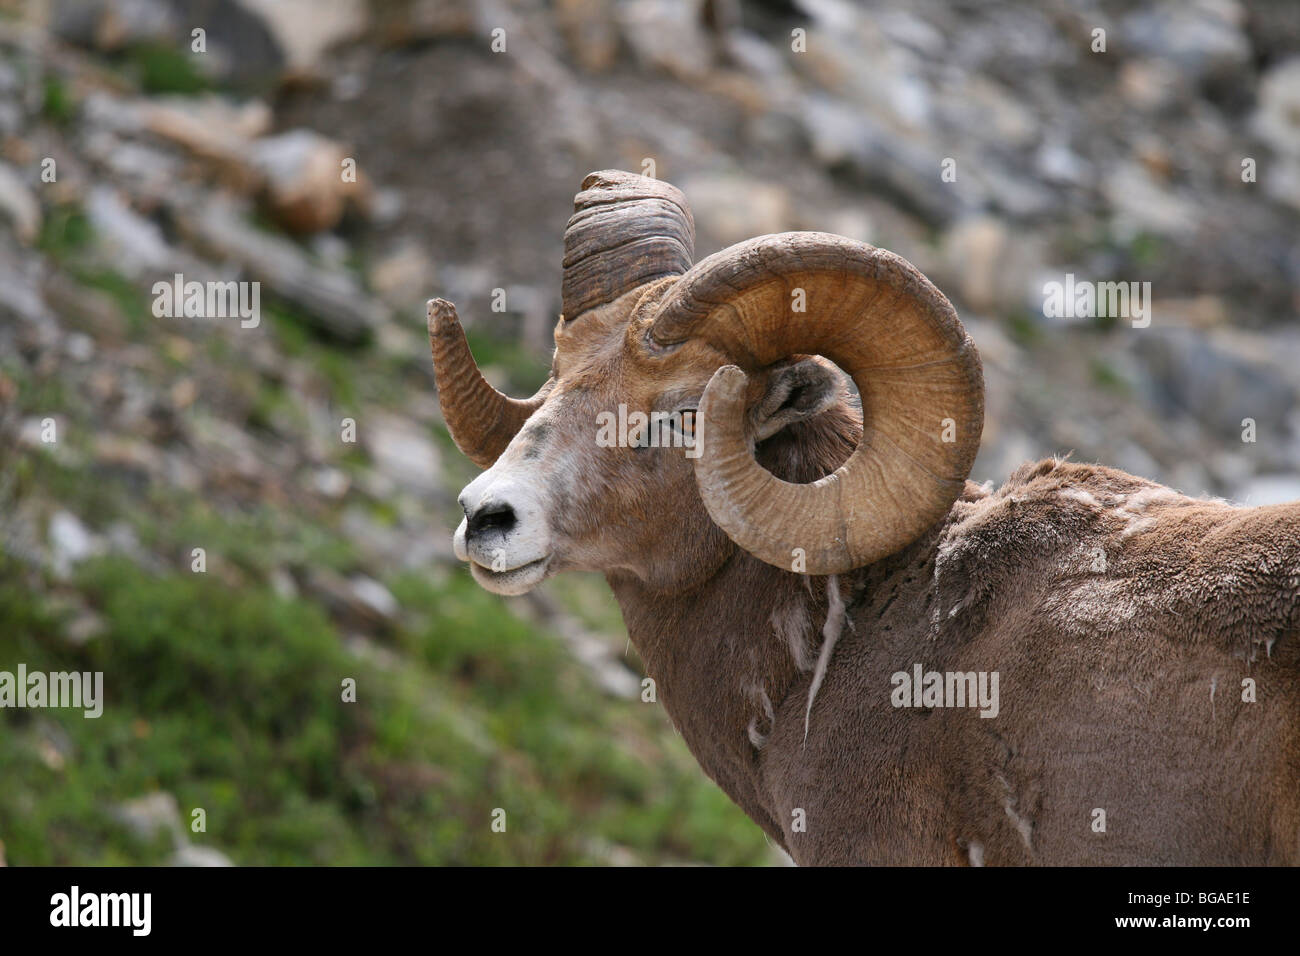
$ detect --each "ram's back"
[764,459,1300,864]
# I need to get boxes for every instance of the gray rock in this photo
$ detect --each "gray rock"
[1134,328,1299,441]
[0,60,18,97]
[348,574,400,622]
[339,506,457,569]
[163,0,286,83]
[1113,441,1162,484]
[233,0,367,77]
[938,216,1046,316]
[556,0,621,73]
[370,0,476,44]
[90,137,184,199]
[112,792,183,843]
[1166,460,1214,499]
[0,252,49,327]
[1252,57,1300,158]
[1263,157,1300,214]
[301,567,397,631]
[48,511,103,577]
[249,128,365,234]
[51,0,171,49]
[799,93,965,226]
[85,186,174,277]
[269,567,299,599]
[368,243,435,309]
[0,100,21,138]
[65,332,95,362]
[176,196,382,342]
[1117,59,1189,112]
[311,466,351,499]
[0,162,40,243]
[618,0,715,82]
[1123,1,1251,85]
[1103,161,1197,237]
[515,590,641,700]
[680,173,793,247]
[64,609,107,646]
[366,413,441,494]
[171,844,235,867]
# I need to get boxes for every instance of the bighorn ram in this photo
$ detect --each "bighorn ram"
[429,171,1300,865]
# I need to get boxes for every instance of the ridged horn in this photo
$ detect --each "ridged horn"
[562,170,695,320]
[648,233,984,575]
[428,298,549,470]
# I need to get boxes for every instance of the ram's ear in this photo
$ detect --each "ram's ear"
[751,357,845,441]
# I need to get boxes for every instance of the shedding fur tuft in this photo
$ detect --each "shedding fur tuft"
[771,601,814,672]
[805,575,848,743]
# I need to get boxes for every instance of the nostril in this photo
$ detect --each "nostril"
[467,502,517,538]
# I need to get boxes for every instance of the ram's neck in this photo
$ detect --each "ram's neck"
[606,401,887,846]
[609,552,855,847]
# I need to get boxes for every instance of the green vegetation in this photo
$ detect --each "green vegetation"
[35,205,151,334]
[464,326,550,394]
[0,547,770,865]
[116,42,213,96]
[0,412,770,864]
[1126,231,1165,269]
[1089,357,1130,393]
[265,300,362,408]
[41,75,76,125]
[37,204,93,258]
[7,72,772,864]
[1005,308,1043,347]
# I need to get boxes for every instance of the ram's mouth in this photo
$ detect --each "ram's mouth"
[468,554,552,595]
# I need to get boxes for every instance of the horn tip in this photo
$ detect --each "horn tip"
[705,364,748,403]
[712,363,746,384]
[427,297,459,334]
[580,168,646,191]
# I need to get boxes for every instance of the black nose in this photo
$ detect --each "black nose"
[466,501,517,540]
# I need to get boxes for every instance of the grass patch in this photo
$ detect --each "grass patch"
[265,300,361,408]
[70,269,152,336]
[0,552,771,865]
[463,326,549,394]
[117,42,213,96]
[41,75,76,125]
[1089,357,1130,393]
[1005,309,1043,347]
[37,204,93,259]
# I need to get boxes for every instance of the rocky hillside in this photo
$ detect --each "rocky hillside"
[1,0,1298,865]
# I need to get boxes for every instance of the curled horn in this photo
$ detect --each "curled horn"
[647,232,984,575]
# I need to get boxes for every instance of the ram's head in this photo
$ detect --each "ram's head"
[430,171,984,595]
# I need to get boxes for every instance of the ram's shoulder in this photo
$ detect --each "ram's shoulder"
[936,458,1300,648]
[941,458,1174,560]
[931,460,1194,622]
[1002,457,1163,499]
